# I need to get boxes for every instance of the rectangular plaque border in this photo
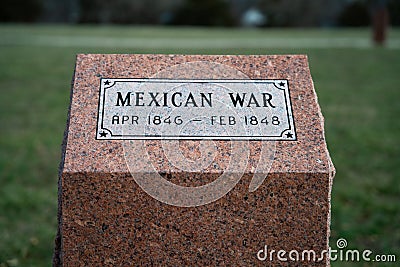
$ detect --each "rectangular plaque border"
[96,78,297,141]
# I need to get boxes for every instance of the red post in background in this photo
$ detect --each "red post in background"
[371,0,389,46]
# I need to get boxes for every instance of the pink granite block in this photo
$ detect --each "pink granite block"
[54,54,335,266]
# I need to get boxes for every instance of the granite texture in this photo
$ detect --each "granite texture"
[54,54,335,266]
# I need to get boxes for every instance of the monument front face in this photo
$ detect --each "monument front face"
[54,54,335,266]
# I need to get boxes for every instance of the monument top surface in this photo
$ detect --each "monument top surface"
[62,54,334,176]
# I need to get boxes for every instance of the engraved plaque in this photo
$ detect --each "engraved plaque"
[96,79,296,140]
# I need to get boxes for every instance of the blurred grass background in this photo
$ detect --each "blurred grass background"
[0,25,399,266]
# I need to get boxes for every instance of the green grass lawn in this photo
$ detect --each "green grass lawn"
[0,25,399,266]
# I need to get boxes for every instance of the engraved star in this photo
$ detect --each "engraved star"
[285,132,293,138]
[99,131,108,137]
[104,80,111,86]
[279,81,286,87]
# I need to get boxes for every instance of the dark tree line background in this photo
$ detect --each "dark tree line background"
[1,0,399,27]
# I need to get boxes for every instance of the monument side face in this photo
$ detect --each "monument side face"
[54,54,335,266]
